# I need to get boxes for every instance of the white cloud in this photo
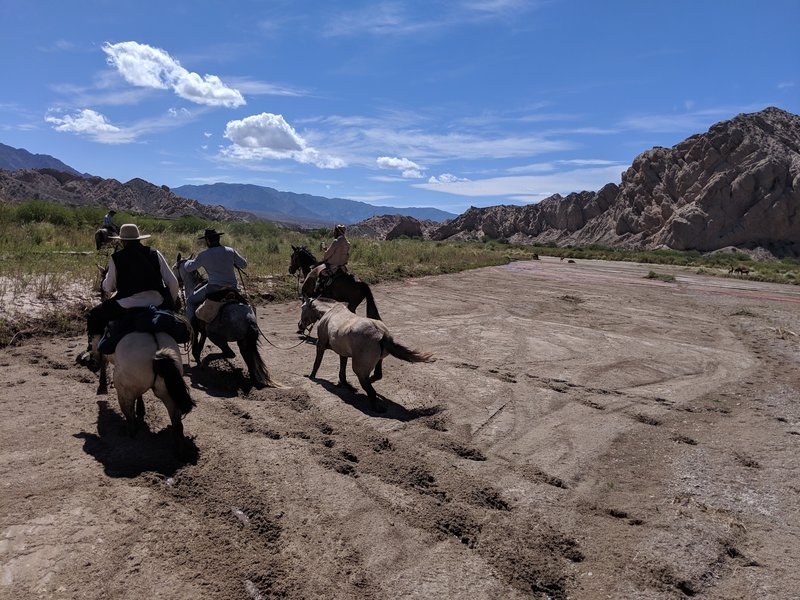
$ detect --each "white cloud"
[225,77,309,97]
[222,112,345,169]
[508,159,622,174]
[428,173,471,184]
[204,131,212,138]
[46,105,197,144]
[617,105,765,134]
[416,165,623,198]
[102,41,245,108]
[376,156,424,178]
[45,108,135,143]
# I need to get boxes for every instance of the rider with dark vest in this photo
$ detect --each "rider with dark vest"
[79,223,179,369]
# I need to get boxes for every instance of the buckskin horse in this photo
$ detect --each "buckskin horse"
[84,267,194,455]
[289,245,381,321]
[299,297,434,412]
[173,253,278,389]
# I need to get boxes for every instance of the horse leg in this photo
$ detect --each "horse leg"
[117,393,138,437]
[135,395,146,424]
[201,341,236,367]
[357,372,384,413]
[369,359,383,383]
[191,321,206,365]
[309,343,326,379]
[96,356,108,395]
[337,355,355,390]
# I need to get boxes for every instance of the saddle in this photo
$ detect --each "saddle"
[195,289,250,323]
[314,268,354,296]
[97,306,191,354]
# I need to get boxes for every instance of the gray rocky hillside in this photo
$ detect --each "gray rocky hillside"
[346,214,439,240]
[0,168,251,222]
[432,107,800,256]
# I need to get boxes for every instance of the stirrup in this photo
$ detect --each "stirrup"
[76,350,101,373]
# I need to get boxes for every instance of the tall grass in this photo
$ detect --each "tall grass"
[0,201,530,345]
[1,200,797,345]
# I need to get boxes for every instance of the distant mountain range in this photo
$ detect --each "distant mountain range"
[0,143,83,175]
[3,107,798,254]
[172,183,455,225]
[0,142,454,225]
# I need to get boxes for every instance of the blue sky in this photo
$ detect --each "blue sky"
[1,0,798,214]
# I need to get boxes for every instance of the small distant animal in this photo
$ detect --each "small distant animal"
[567,259,576,264]
[728,266,750,275]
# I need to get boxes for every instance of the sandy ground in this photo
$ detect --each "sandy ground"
[2,256,799,600]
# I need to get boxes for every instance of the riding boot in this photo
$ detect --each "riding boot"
[76,334,102,372]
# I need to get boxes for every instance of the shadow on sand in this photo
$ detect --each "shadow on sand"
[74,400,198,478]
[311,377,444,422]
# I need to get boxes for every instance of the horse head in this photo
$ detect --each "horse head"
[298,296,332,332]
[172,252,200,292]
[289,246,316,277]
[298,296,318,332]
[94,264,109,300]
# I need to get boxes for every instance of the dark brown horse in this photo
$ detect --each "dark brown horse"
[94,227,120,251]
[289,245,381,322]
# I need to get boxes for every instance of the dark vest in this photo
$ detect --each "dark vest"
[111,243,167,301]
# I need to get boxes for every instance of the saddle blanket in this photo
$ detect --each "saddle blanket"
[98,306,191,354]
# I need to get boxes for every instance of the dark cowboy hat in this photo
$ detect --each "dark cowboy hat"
[198,228,224,240]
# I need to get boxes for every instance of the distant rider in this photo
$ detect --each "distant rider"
[102,209,118,236]
[184,228,248,323]
[79,223,179,369]
[314,224,350,294]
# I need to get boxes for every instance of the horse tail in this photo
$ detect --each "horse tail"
[241,321,279,388]
[153,349,195,415]
[363,283,382,321]
[380,335,434,363]
[95,230,104,251]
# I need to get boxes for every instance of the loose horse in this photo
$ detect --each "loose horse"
[289,245,381,320]
[299,298,434,412]
[173,253,278,389]
[728,266,751,275]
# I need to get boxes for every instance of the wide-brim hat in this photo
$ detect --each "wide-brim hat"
[198,228,224,239]
[110,223,151,240]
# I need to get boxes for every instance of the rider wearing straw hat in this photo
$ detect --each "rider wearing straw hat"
[183,228,248,323]
[79,223,179,369]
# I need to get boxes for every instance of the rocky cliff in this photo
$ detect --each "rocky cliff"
[346,214,438,240]
[0,168,250,222]
[433,107,800,255]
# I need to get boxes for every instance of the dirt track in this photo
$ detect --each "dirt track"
[2,256,800,599]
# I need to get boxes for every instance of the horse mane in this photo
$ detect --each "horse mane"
[298,246,316,262]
